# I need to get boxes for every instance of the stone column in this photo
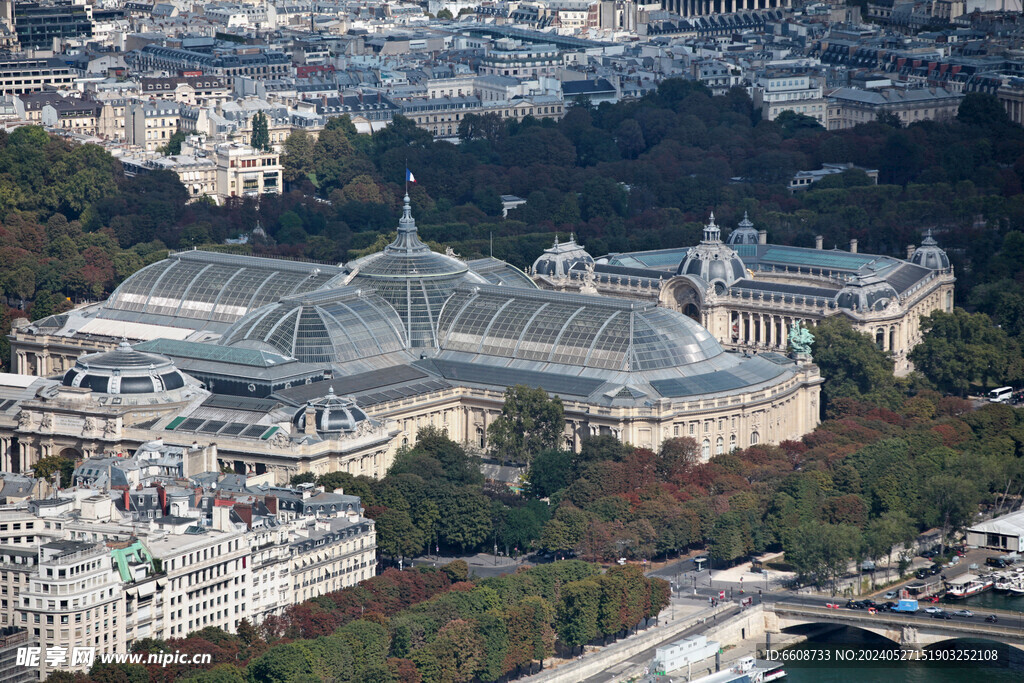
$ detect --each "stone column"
[16,352,25,375]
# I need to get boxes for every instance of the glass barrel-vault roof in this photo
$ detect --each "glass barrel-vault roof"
[466,258,538,289]
[219,287,407,364]
[103,251,344,329]
[339,195,486,348]
[436,285,723,372]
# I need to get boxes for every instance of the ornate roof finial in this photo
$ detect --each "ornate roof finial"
[553,234,559,247]
[702,211,721,243]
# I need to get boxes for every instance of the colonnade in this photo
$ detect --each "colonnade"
[732,311,806,351]
[660,0,789,18]
[13,350,76,377]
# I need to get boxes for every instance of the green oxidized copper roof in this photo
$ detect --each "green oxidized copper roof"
[110,539,156,583]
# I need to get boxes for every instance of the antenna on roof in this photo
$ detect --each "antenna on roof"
[490,232,493,258]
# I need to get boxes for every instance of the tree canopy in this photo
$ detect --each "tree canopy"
[487,385,565,465]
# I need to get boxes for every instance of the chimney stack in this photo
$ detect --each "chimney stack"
[758,230,767,245]
[815,235,823,250]
[906,244,915,259]
[850,238,858,253]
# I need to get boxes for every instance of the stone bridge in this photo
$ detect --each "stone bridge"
[766,602,1024,650]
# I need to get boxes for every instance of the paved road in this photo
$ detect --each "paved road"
[585,604,741,683]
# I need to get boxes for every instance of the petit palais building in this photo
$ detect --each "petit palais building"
[2,201,953,482]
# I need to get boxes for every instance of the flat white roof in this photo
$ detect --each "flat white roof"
[0,373,41,389]
[74,318,195,341]
[969,509,1024,539]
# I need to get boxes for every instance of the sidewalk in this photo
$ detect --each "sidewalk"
[523,601,739,683]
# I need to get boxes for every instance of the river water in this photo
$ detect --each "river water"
[780,590,1024,682]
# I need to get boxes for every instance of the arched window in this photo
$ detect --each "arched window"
[729,434,737,452]
[701,439,710,460]
[477,427,485,449]
[716,436,724,455]
[750,432,760,446]
[875,328,885,350]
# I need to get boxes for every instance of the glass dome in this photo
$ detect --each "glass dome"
[218,286,407,364]
[339,195,485,349]
[62,342,188,394]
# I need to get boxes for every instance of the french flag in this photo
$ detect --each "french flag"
[406,168,416,183]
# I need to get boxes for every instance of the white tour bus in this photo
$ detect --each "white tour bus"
[989,386,1014,403]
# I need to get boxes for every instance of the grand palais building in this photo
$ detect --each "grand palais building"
[1,200,953,483]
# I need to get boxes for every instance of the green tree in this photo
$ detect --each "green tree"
[811,316,900,414]
[251,111,271,151]
[785,522,862,593]
[436,8,453,19]
[875,111,903,128]
[182,664,247,683]
[556,579,600,652]
[539,505,588,554]
[707,511,749,565]
[457,113,506,145]
[427,618,483,682]
[33,454,76,487]
[957,92,1010,128]
[283,130,315,185]
[376,507,425,561]
[247,643,315,683]
[159,130,186,156]
[437,487,491,551]
[923,474,980,556]
[863,510,915,580]
[290,472,317,486]
[911,308,1024,395]
[487,385,565,465]
[527,449,572,498]
[775,110,824,137]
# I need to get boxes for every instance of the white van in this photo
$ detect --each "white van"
[989,387,1014,403]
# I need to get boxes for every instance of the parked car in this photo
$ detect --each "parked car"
[986,557,1008,569]
[924,606,943,614]
[921,549,937,559]
[954,609,974,618]
[884,591,898,600]
[949,556,961,566]
[986,614,998,623]
[916,569,929,579]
